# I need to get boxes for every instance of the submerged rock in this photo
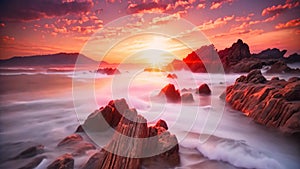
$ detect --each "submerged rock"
[19,156,46,169]
[47,153,74,169]
[224,70,300,135]
[14,145,44,159]
[96,68,120,75]
[266,61,300,74]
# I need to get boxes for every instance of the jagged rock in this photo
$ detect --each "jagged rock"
[155,119,168,130]
[18,156,46,169]
[159,84,181,103]
[14,145,44,159]
[218,39,251,71]
[224,70,300,134]
[252,48,286,59]
[285,53,300,63]
[167,73,177,79]
[181,93,194,103]
[197,83,211,95]
[230,58,263,73]
[164,59,188,71]
[81,151,105,169]
[96,68,120,75]
[57,134,83,147]
[47,153,74,169]
[267,61,300,74]
[77,98,129,132]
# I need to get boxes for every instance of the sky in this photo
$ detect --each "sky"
[0,0,299,64]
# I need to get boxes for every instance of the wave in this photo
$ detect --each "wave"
[181,134,283,169]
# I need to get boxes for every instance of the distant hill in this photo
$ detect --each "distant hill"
[0,53,104,67]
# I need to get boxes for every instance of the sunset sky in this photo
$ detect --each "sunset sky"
[0,0,299,63]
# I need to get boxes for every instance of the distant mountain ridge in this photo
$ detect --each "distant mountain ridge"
[0,52,102,67]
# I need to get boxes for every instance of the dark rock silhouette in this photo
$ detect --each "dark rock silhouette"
[14,145,44,159]
[47,153,74,169]
[252,48,286,59]
[267,61,300,74]
[285,53,300,63]
[96,68,120,75]
[197,83,211,95]
[0,53,98,67]
[159,84,181,103]
[19,156,46,169]
[224,69,300,134]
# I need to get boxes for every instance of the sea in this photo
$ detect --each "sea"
[0,64,299,169]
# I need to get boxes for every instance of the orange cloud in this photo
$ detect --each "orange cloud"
[235,13,254,22]
[275,18,300,29]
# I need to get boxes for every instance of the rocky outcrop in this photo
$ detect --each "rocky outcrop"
[218,39,251,71]
[14,145,44,159]
[181,93,194,103]
[96,68,120,75]
[224,69,300,134]
[80,99,180,169]
[285,53,300,63]
[159,84,181,103]
[252,48,286,59]
[164,59,188,71]
[230,58,263,73]
[47,153,74,169]
[266,61,300,74]
[76,98,129,132]
[197,83,211,95]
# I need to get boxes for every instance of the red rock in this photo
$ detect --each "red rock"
[96,68,120,75]
[159,84,181,103]
[167,73,177,79]
[224,70,300,134]
[198,83,211,95]
[81,152,104,169]
[155,119,168,130]
[47,153,74,169]
[57,134,83,147]
[19,156,46,169]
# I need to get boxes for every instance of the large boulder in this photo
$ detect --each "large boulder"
[267,61,300,74]
[159,84,181,103]
[285,53,300,63]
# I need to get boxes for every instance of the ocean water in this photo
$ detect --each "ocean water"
[0,66,299,169]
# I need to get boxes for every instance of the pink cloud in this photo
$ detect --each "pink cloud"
[235,13,254,22]
[275,18,300,29]
[210,0,233,10]
[2,35,15,42]
[0,0,94,22]
[261,1,299,16]
[198,15,235,30]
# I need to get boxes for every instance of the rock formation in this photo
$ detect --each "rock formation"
[79,99,180,169]
[285,53,300,63]
[266,61,300,74]
[47,153,74,169]
[96,68,120,75]
[252,48,286,59]
[197,83,211,95]
[159,84,181,103]
[167,73,177,79]
[224,69,300,134]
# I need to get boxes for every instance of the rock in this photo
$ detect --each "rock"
[14,145,44,159]
[164,59,188,71]
[252,48,286,59]
[81,152,104,169]
[182,45,220,73]
[167,73,177,79]
[230,58,263,73]
[224,71,300,134]
[47,153,74,169]
[155,119,168,130]
[218,39,251,71]
[284,53,300,63]
[19,156,46,169]
[84,99,180,169]
[96,68,120,75]
[181,93,194,103]
[57,134,83,147]
[159,84,181,103]
[197,83,211,95]
[267,61,300,74]
[78,98,129,132]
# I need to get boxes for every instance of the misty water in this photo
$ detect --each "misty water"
[0,66,299,169]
